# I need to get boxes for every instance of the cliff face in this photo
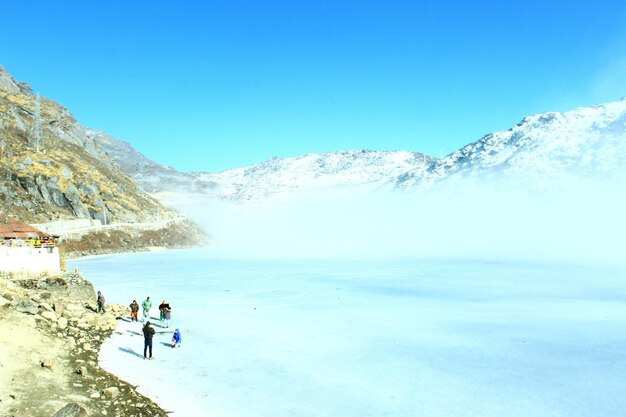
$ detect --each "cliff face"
[0,65,171,224]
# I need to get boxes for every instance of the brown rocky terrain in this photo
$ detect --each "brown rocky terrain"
[0,64,173,225]
[0,271,169,417]
[59,219,208,260]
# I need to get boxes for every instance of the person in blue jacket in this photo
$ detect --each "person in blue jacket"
[171,328,182,348]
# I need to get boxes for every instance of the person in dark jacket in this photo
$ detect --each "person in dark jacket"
[171,328,182,348]
[142,321,156,359]
[129,300,139,322]
[159,300,172,328]
[97,291,105,314]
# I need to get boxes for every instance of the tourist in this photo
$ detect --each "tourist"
[159,300,166,323]
[97,291,105,314]
[142,296,152,323]
[171,328,182,348]
[142,321,155,359]
[159,300,172,328]
[129,300,140,322]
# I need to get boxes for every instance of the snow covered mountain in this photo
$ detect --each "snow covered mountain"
[395,98,626,188]
[93,98,626,202]
[192,150,435,200]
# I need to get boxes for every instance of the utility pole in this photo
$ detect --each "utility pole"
[29,94,42,152]
[102,200,107,226]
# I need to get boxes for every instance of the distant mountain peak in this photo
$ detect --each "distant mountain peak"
[90,97,626,202]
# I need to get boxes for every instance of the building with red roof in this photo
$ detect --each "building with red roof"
[0,216,61,274]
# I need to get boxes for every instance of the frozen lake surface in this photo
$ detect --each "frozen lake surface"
[69,251,626,417]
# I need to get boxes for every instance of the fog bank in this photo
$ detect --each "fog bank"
[163,175,626,264]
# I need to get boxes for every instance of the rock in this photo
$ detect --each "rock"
[64,184,91,218]
[0,295,10,307]
[54,300,66,317]
[66,337,76,350]
[46,177,71,208]
[77,318,91,329]
[41,357,54,368]
[52,402,88,417]
[40,302,54,312]
[16,299,39,315]
[61,165,72,179]
[57,316,68,329]
[103,386,120,399]
[10,295,21,307]
[35,175,52,202]
[90,392,100,399]
[41,310,57,321]
[62,303,85,319]
[17,176,39,197]
[75,365,88,377]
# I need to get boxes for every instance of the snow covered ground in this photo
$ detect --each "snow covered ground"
[69,251,626,417]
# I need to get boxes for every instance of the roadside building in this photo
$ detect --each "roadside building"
[0,216,61,274]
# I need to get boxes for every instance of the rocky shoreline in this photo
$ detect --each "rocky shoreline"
[0,271,170,417]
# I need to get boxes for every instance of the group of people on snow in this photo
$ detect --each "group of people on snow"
[96,291,182,360]
[134,296,181,359]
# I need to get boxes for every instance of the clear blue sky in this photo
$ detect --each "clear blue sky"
[2,0,625,172]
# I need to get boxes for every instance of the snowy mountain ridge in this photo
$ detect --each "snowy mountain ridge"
[92,98,626,201]
[192,150,435,200]
[396,98,626,188]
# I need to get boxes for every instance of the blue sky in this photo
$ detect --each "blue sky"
[2,0,626,172]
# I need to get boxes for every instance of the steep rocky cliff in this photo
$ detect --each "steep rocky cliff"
[0,65,171,224]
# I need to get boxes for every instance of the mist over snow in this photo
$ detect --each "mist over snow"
[137,98,626,265]
[159,169,626,264]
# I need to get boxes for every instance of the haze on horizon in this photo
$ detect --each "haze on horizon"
[2,0,626,172]
[162,169,626,266]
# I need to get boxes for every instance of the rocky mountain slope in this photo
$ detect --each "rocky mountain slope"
[85,129,215,194]
[0,65,171,224]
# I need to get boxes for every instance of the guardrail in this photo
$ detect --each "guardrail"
[34,217,186,239]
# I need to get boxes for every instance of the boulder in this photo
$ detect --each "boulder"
[40,310,57,321]
[40,357,54,368]
[64,184,91,218]
[35,175,52,202]
[102,386,120,399]
[10,295,21,307]
[57,316,68,330]
[62,303,85,319]
[75,365,88,377]
[52,402,88,417]
[0,295,10,307]
[16,300,39,315]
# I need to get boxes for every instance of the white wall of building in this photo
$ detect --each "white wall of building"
[0,246,61,274]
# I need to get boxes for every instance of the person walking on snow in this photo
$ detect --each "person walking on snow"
[97,291,106,314]
[171,328,182,348]
[142,321,156,359]
[129,300,139,322]
[142,297,152,323]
